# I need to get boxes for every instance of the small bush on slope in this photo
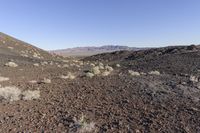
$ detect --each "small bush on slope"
[128,70,140,76]
[22,90,40,100]
[70,115,95,133]
[60,72,76,80]
[91,66,101,75]
[5,62,18,67]
[0,76,9,82]
[0,86,21,101]
[148,70,160,75]
[0,86,40,102]
[85,72,95,78]
[105,65,113,72]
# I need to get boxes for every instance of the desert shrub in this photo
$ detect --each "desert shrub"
[22,90,40,100]
[41,61,48,66]
[71,115,95,133]
[8,46,14,50]
[98,62,104,69]
[63,64,69,68]
[33,63,39,67]
[5,62,18,67]
[33,53,41,59]
[91,66,101,75]
[148,70,160,75]
[85,72,95,78]
[190,75,198,82]
[90,63,95,67]
[101,71,110,76]
[21,54,29,57]
[0,76,9,82]
[105,65,113,72]
[128,70,140,76]
[0,86,21,101]
[41,78,51,84]
[60,72,76,80]
[29,80,38,84]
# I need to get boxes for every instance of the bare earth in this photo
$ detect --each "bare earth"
[0,33,200,132]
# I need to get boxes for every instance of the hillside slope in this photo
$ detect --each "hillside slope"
[0,32,59,60]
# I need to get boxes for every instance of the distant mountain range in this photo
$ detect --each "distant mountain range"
[50,45,144,57]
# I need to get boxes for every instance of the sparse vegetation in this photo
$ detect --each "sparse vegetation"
[33,63,39,67]
[70,115,95,133]
[22,90,40,100]
[91,66,101,75]
[0,86,21,101]
[148,70,160,75]
[60,72,76,80]
[0,76,9,82]
[101,71,111,76]
[128,70,140,76]
[105,65,113,72]
[85,72,95,78]
[98,62,104,69]
[41,78,51,84]
[190,75,198,82]
[5,62,18,67]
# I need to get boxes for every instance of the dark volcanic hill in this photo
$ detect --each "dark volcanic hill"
[0,32,61,60]
[51,45,143,57]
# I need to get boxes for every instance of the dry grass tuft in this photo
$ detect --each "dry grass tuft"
[128,70,140,76]
[0,76,9,82]
[91,66,101,75]
[105,65,113,72]
[70,115,96,133]
[85,72,95,78]
[41,78,51,84]
[22,90,40,100]
[148,70,160,75]
[0,86,21,101]
[5,62,18,67]
[60,72,76,80]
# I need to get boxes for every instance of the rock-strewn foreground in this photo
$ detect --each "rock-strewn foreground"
[0,33,200,132]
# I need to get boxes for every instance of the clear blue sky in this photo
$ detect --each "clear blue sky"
[0,0,200,50]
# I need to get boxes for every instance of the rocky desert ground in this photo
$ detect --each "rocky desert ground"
[0,32,200,132]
